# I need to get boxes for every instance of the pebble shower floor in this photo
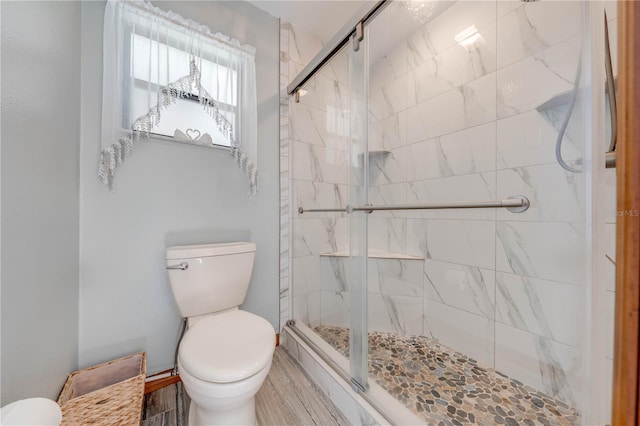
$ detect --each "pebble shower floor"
[313,326,580,426]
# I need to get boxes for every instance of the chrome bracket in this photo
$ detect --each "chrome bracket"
[352,22,364,52]
[294,90,301,103]
[506,196,530,214]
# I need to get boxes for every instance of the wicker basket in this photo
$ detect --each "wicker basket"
[57,352,146,425]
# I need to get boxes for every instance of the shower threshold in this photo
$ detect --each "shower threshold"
[313,326,580,426]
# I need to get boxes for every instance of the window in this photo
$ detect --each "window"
[100,0,258,194]
[128,32,238,147]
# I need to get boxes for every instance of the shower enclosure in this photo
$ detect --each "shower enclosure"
[286,1,608,424]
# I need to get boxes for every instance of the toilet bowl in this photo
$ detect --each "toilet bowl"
[165,242,275,426]
[177,309,274,425]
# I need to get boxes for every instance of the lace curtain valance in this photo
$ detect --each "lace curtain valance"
[100,0,258,195]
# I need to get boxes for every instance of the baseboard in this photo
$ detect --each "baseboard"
[144,370,181,394]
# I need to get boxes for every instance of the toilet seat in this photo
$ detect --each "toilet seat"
[179,310,275,384]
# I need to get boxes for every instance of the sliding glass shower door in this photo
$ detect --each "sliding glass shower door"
[290,0,593,423]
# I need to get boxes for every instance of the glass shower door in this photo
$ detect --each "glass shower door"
[348,24,369,393]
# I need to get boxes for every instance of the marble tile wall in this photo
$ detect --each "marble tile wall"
[285,22,350,330]
[365,0,586,407]
[283,0,596,413]
[319,254,425,336]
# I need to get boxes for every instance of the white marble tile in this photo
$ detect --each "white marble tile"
[369,73,411,121]
[603,223,616,292]
[604,290,615,360]
[368,258,424,297]
[497,0,522,19]
[369,294,423,336]
[285,331,389,426]
[291,141,349,184]
[496,221,582,284]
[497,1,581,69]
[288,24,324,67]
[369,146,406,186]
[406,219,496,269]
[319,256,349,293]
[495,272,580,347]
[423,300,495,367]
[319,44,350,86]
[407,1,497,69]
[368,183,406,219]
[408,23,497,106]
[406,172,497,221]
[494,322,580,407]
[308,292,321,327]
[292,181,348,219]
[320,290,350,329]
[497,164,582,223]
[496,110,581,169]
[370,41,408,91]
[406,72,497,143]
[407,122,496,181]
[424,259,495,319]
[309,359,385,426]
[293,291,321,328]
[290,102,348,150]
[497,37,581,119]
[368,217,406,254]
[368,111,406,152]
[298,72,349,115]
[291,217,349,257]
[602,168,617,224]
[292,255,321,295]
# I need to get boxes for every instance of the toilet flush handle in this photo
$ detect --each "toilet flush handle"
[166,262,189,271]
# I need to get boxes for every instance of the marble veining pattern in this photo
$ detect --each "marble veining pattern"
[315,326,580,426]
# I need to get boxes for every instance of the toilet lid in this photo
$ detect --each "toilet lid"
[179,310,275,383]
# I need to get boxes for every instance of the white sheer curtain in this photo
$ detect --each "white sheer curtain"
[100,0,258,195]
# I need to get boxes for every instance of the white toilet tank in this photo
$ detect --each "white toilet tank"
[166,242,256,318]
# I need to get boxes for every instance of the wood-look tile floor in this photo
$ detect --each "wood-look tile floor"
[141,347,350,426]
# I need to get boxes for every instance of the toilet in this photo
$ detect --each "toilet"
[165,242,275,426]
[0,398,61,425]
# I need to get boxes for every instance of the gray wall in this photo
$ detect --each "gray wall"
[79,2,279,373]
[1,1,81,404]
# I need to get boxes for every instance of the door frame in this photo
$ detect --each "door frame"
[612,2,640,424]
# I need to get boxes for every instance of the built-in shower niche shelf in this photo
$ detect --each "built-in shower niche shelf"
[357,150,391,163]
[320,250,424,260]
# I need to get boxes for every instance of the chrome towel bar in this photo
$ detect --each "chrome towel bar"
[298,195,530,215]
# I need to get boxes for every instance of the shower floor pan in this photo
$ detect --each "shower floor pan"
[313,326,579,426]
